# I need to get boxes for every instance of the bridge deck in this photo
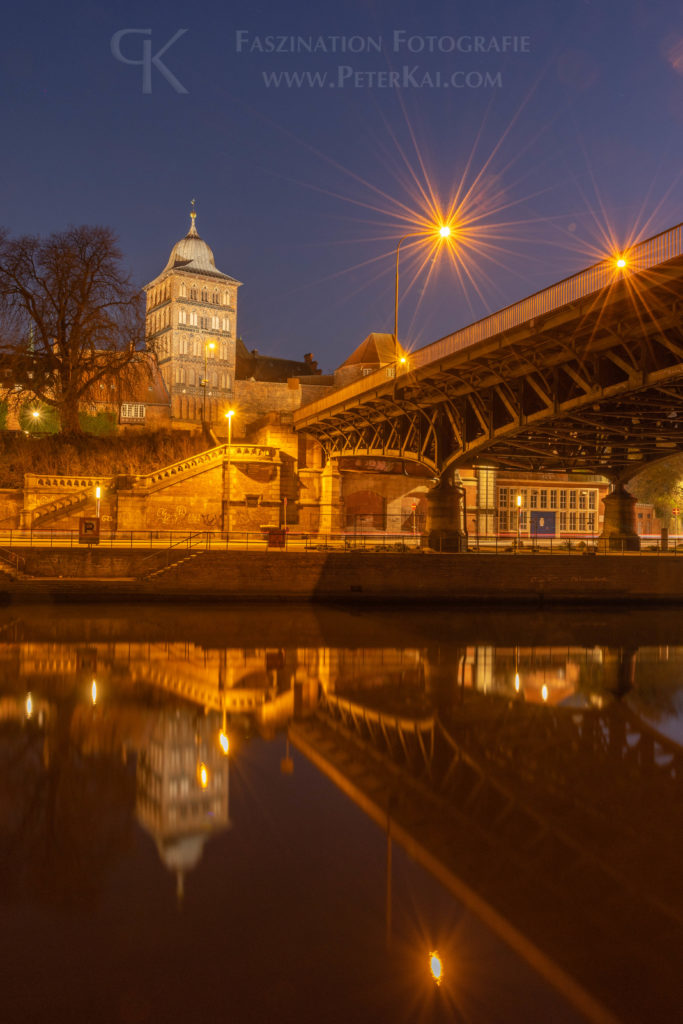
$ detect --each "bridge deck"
[295,222,683,428]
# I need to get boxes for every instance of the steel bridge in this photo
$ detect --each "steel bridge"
[294,224,683,481]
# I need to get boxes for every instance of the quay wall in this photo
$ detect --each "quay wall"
[1,549,682,603]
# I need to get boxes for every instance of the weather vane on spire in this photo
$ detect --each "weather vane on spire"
[189,197,197,234]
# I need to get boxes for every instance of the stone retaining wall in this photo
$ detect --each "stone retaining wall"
[2,549,682,603]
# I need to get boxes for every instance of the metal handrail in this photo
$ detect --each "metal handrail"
[294,221,683,425]
[0,545,25,572]
[0,527,679,556]
[136,531,206,572]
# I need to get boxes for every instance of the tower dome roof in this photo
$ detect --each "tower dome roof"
[163,206,234,279]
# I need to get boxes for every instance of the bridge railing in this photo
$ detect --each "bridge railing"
[295,221,683,424]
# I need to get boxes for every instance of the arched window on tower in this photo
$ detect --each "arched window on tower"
[212,290,219,304]
[180,282,187,297]
[190,286,197,300]
[201,288,208,302]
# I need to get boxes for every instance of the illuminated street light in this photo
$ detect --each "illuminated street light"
[616,257,627,269]
[219,730,229,755]
[541,684,548,703]
[202,340,217,423]
[25,692,33,719]
[31,410,40,420]
[429,950,443,985]
[198,762,209,789]
[516,494,522,548]
[95,485,101,518]
[225,409,235,540]
[394,222,453,350]
[514,672,520,693]
[91,679,97,706]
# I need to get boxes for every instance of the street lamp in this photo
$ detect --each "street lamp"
[394,223,451,349]
[225,409,235,540]
[202,340,216,423]
[516,494,522,548]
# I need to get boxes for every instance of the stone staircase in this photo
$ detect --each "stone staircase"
[129,442,277,494]
[138,548,206,582]
[23,474,112,529]
[0,546,25,579]
[29,491,91,528]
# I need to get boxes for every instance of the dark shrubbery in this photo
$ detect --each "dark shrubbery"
[0,430,208,487]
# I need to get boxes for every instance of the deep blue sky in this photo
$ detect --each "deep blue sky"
[2,0,681,372]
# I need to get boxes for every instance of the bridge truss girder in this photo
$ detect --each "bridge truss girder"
[302,262,683,479]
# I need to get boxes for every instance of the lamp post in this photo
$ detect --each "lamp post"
[225,409,234,541]
[516,493,522,548]
[202,340,216,423]
[393,224,451,350]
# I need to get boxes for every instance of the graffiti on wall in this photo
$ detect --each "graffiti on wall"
[147,504,221,529]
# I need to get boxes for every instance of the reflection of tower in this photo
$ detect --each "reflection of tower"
[136,705,230,903]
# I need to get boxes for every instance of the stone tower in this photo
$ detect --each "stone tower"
[144,203,242,425]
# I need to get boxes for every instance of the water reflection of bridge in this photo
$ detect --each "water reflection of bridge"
[290,690,683,1024]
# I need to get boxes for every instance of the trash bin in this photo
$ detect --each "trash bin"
[266,529,286,549]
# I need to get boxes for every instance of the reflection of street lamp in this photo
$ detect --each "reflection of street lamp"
[219,697,229,755]
[25,692,33,719]
[516,494,522,547]
[394,224,451,348]
[429,951,443,986]
[91,679,97,706]
[95,485,101,518]
[202,340,216,423]
[225,409,234,539]
[280,734,294,774]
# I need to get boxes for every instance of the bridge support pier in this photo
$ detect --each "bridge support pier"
[426,476,467,552]
[599,484,640,551]
[319,460,343,535]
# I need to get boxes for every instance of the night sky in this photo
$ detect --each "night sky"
[2,0,681,372]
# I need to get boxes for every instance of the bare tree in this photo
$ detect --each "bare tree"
[0,225,150,434]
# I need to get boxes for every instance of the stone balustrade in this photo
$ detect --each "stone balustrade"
[133,443,278,490]
[25,473,112,491]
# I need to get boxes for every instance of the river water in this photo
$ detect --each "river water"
[1,603,681,1023]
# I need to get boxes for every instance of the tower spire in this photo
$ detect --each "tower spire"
[189,198,198,237]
